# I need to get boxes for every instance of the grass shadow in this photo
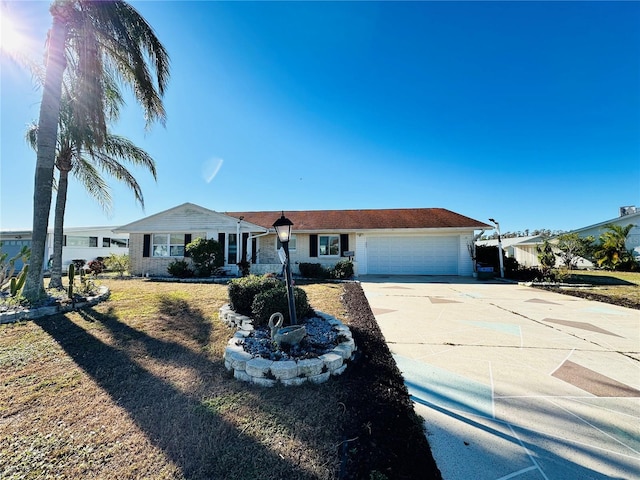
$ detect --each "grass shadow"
[35,310,323,480]
[155,296,212,347]
[568,274,636,286]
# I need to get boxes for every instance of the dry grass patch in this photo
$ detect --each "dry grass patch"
[1,279,349,479]
[543,270,640,309]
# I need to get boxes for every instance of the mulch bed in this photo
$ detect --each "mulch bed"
[336,282,442,480]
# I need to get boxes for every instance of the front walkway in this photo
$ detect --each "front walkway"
[360,275,640,480]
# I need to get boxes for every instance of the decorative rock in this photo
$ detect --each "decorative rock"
[270,360,299,380]
[228,350,252,370]
[220,304,355,387]
[224,343,244,355]
[234,369,251,382]
[252,377,277,387]
[333,364,347,376]
[297,358,324,377]
[308,371,331,384]
[245,357,274,378]
[332,344,354,360]
[342,338,356,351]
[319,352,343,372]
[282,377,307,387]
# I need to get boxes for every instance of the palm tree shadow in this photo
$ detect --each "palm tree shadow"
[35,310,314,479]
[155,296,212,347]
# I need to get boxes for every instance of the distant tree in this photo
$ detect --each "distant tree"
[593,224,638,271]
[555,233,595,269]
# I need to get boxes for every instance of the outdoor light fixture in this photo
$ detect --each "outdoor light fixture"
[273,213,297,325]
[489,218,505,278]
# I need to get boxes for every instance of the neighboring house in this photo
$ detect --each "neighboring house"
[114,203,491,277]
[477,236,546,268]
[0,226,129,271]
[565,206,640,262]
[477,235,593,269]
[0,230,32,271]
[476,206,640,269]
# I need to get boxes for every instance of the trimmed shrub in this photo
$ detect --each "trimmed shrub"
[331,260,354,279]
[104,253,130,277]
[299,262,329,279]
[86,258,106,275]
[251,285,312,326]
[228,274,281,316]
[167,259,194,278]
[186,237,224,277]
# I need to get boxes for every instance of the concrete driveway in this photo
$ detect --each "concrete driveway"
[360,276,640,480]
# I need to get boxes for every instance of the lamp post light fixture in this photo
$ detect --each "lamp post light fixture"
[489,218,505,278]
[273,212,297,325]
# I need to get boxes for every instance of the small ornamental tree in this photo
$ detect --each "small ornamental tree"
[185,237,224,277]
[555,233,595,269]
[105,253,130,277]
[536,239,556,278]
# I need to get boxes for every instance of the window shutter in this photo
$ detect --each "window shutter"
[340,234,349,256]
[143,234,151,257]
[184,234,192,257]
[63,235,67,247]
[309,234,318,257]
[251,238,257,263]
[242,233,249,262]
[218,233,225,246]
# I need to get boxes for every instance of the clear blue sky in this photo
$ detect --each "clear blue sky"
[1,1,639,234]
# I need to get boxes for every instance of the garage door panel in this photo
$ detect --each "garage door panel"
[367,236,458,275]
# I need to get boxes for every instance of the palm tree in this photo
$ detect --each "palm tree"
[23,0,169,300]
[594,224,637,271]
[26,88,157,289]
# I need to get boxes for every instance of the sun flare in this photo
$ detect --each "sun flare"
[0,3,34,61]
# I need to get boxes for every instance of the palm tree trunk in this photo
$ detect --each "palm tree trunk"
[48,169,69,290]
[22,13,68,301]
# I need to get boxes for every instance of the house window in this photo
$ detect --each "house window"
[152,234,186,257]
[64,236,98,247]
[276,234,297,251]
[319,235,340,256]
[228,234,237,263]
[103,237,129,248]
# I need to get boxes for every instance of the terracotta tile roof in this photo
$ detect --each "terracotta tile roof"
[225,208,490,231]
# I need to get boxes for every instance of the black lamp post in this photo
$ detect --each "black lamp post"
[273,213,297,325]
[489,218,505,278]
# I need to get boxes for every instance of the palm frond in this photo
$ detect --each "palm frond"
[89,151,145,206]
[72,156,113,213]
[84,0,169,128]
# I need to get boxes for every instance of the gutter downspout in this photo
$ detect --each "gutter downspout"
[248,229,271,264]
[236,217,244,265]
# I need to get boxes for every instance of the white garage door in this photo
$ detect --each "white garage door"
[367,236,459,275]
